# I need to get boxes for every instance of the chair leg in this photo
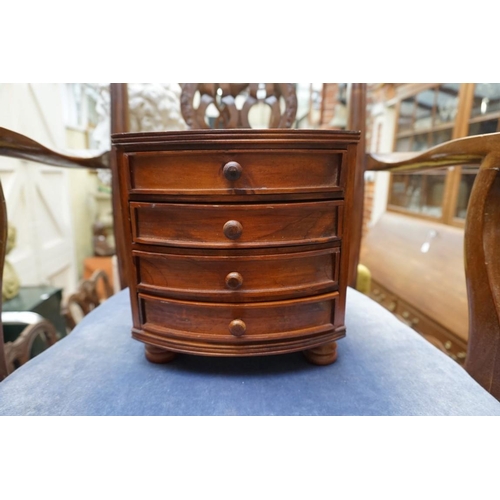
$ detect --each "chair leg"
[144,344,177,364]
[303,341,338,366]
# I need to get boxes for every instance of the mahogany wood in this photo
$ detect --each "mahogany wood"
[130,200,342,249]
[303,341,338,365]
[133,246,339,302]
[126,149,344,197]
[113,129,359,363]
[365,131,500,399]
[346,83,367,288]
[144,344,177,363]
[463,158,500,396]
[110,83,131,289]
[0,183,8,380]
[0,126,109,169]
[180,83,297,129]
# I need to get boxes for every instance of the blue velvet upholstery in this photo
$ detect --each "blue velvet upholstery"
[1,288,499,415]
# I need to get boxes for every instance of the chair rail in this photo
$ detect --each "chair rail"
[0,127,110,170]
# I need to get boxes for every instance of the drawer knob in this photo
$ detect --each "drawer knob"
[223,161,242,181]
[229,319,246,337]
[223,220,243,240]
[225,272,243,289]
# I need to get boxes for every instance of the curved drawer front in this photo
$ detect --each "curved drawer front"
[126,150,344,196]
[134,247,340,302]
[130,200,342,248]
[138,292,338,343]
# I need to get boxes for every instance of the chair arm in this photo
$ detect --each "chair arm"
[364,131,500,399]
[365,132,500,172]
[0,127,110,170]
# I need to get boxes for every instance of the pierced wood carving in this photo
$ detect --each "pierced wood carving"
[180,83,298,129]
[4,318,58,374]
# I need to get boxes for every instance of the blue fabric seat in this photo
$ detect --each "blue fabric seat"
[1,287,499,416]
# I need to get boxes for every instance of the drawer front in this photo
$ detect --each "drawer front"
[130,200,343,248]
[139,292,338,341]
[134,247,340,302]
[126,150,344,196]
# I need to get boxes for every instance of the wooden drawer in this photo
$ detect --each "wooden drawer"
[125,150,345,197]
[130,200,343,249]
[136,292,341,355]
[133,246,340,302]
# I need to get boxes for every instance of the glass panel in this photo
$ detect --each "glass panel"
[389,173,445,217]
[471,83,500,118]
[309,83,323,126]
[468,119,499,135]
[412,133,429,151]
[398,98,414,133]
[389,174,409,206]
[395,137,411,152]
[421,174,445,217]
[435,83,459,125]
[431,128,452,146]
[414,89,434,131]
[455,167,479,219]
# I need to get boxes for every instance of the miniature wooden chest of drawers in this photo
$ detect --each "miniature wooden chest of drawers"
[112,129,359,365]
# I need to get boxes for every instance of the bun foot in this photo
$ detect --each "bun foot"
[145,344,177,364]
[303,341,338,366]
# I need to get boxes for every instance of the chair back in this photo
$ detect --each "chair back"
[180,83,298,129]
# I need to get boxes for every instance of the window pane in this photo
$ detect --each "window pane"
[455,168,479,219]
[468,119,499,135]
[431,128,452,146]
[471,83,500,118]
[389,173,445,218]
[435,83,459,125]
[414,89,434,131]
[395,137,411,152]
[412,133,429,151]
[398,98,414,132]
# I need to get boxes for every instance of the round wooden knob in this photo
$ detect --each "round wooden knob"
[225,272,243,289]
[229,319,246,337]
[223,220,243,240]
[223,161,242,181]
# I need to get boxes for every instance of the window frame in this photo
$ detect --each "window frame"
[386,83,499,228]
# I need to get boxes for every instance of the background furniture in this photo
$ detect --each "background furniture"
[3,285,66,338]
[2,311,57,375]
[83,256,116,296]
[64,269,114,332]
[361,213,468,362]
[2,285,65,374]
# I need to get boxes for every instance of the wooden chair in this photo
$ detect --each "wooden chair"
[2,311,58,375]
[0,83,499,415]
[0,127,110,380]
[63,269,114,332]
[364,134,500,398]
[179,83,298,129]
